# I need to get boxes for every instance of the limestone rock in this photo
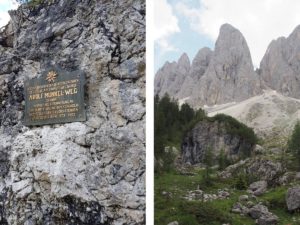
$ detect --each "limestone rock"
[0,0,145,224]
[248,204,278,225]
[155,23,262,107]
[219,158,285,185]
[286,186,300,211]
[248,181,268,196]
[190,24,261,107]
[154,53,190,98]
[181,119,255,165]
[167,221,179,225]
[260,25,300,99]
[177,47,212,99]
[239,195,249,202]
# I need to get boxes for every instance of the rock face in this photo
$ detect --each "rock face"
[177,47,212,100]
[181,119,255,165]
[155,24,262,107]
[154,53,190,98]
[0,0,145,224]
[260,25,300,99]
[189,24,261,107]
[286,186,300,211]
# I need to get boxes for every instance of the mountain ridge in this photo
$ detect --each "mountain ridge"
[155,23,300,109]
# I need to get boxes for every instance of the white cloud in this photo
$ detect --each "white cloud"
[0,0,18,28]
[154,0,180,53]
[175,0,300,68]
[0,11,10,28]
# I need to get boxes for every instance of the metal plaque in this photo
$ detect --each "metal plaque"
[24,67,86,126]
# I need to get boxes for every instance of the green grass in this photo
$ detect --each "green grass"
[155,170,254,225]
[258,186,300,225]
[155,169,300,225]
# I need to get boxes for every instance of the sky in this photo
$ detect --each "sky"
[0,0,17,28]
[154,0,300,72]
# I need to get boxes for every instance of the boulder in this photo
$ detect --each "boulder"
[231,202,249,215]
[257,214,279,225]
[248,204,269,219]
[239,195,249,202]
[248,204,278,224]
[253,144,265,155]
[167,222,179,225]
[248,181,268,196]
[286,186,300,211]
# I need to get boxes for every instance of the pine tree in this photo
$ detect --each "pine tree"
[218,148,227,170]
[203,146,213,185]
[288,121,300,169]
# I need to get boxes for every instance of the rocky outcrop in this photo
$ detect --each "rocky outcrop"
[181,119,255,165]
[0,0,145,224]
[155,24,262,107]
[260,25,300,99]
[286,186,300,211]
[219,158,285,185]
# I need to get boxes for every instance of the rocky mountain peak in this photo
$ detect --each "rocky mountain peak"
[191,47,212,69]
[260,24,300,98]
[214,23,254,72]
[177,52,190,70]
[155,23,262,107]
[187,24,261,107]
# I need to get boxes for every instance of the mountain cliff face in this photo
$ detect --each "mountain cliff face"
[0,0,145,224]
[155,24,262,107]
[154,53,190,98]
[181,118,255,165]
[260,25,300,99]
[177,47,212,100]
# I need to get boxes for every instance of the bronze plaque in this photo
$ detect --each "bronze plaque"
[24,67,86,126]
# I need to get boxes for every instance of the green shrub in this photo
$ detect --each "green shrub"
[180,201,232,224]
[261,187,287,209]
[288,121,300,170]
[210,114,258,145]
[234,174,248,190]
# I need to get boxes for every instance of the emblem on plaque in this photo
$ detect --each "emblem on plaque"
[46,71,58,83]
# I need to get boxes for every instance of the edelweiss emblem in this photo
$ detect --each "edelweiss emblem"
[46,71,58,83]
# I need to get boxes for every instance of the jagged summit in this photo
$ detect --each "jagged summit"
[156,23,300,108]
[260,24,300,99]
[155,23,262,107]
